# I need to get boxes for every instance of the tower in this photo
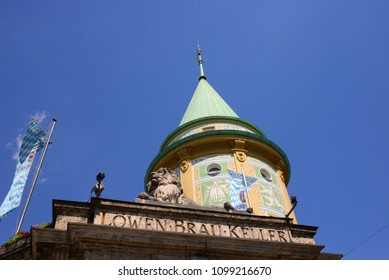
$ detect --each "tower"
[145,46,296,222]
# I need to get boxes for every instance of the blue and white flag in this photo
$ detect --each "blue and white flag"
[228,170,257,211]
[0,120,48,221]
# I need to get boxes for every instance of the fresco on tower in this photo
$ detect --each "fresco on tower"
[249,157,286,216]
[192,155,286,217]
[193,155,235,207]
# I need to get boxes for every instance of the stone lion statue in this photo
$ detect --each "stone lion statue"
[138,167,196,205]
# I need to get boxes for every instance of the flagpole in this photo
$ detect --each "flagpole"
[15,119,57,235]
[240,165,253,209]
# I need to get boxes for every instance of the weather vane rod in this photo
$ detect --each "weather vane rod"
[196,42,206,80]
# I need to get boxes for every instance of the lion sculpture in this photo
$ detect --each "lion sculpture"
[138,167,195,205]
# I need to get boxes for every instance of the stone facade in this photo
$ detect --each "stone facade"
[0,198,342,260]
[0,236,31,260]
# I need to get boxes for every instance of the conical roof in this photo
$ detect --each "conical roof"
[179,78,239,126]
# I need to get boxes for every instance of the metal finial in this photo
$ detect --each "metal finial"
[91,172,105,198]
[196,43,206,80]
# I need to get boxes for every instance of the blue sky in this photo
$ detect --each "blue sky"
[1,1,388,259]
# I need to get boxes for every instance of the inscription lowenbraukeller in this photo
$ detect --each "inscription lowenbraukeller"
[100,212,292,243]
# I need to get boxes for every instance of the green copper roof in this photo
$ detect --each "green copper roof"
[179,78,239,126]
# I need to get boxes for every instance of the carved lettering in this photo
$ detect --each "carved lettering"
[241,227,251,239]
[166,220,175,231]
[187,222,196,234]
[112,215,126,227]
[251,228,260,240]
[211,224,221,236]
[278,230,288,242]
[145,217,153,230]
[156,219,166,231]
[129,216,143,228]
[220,225,229,237]
[104,212,291,243]
[101,211,106,225]
[175,220,186,233]
[259,229,268,241]
[268,230,276,241]
[200,224,210,235]
[229,225,241,238]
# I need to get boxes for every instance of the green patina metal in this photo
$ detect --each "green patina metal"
[179,78,239,126]
[144,129,291,187]
[160,116,267,152]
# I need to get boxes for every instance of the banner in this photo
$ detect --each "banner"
[228,170,257,211]
[0,120,48,220]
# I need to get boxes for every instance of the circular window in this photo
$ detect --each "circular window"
[260,168,272,182]
[206,163,222,176]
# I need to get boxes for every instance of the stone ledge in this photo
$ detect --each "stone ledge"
[33,223,326,260]
[53,198,319,245]
[0,236,32,260]
[1,197,342,259]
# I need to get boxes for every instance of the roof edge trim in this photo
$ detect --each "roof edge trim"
[160,116,267,152]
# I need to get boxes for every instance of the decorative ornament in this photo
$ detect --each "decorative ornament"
[236,151,246,162]
[180,160,189,171]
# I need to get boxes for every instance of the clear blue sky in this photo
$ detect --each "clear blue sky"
[1,1,388,259]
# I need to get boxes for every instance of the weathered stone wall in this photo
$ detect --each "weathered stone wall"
[1,198,342,260]
[0,236,31,260]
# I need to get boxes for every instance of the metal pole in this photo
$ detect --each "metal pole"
[285,196,298,218]
[240,165,252,209]
[197,43,205,78]
[15,119,57,234]
[285,204,297,218]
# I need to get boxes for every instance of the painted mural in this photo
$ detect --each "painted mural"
[193,155,235,207]
[191,155,286,217]
[248,157,286,217]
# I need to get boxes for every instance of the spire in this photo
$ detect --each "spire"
[179,45,239,126]
[179,79,239,126]
[197,43,206,80]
